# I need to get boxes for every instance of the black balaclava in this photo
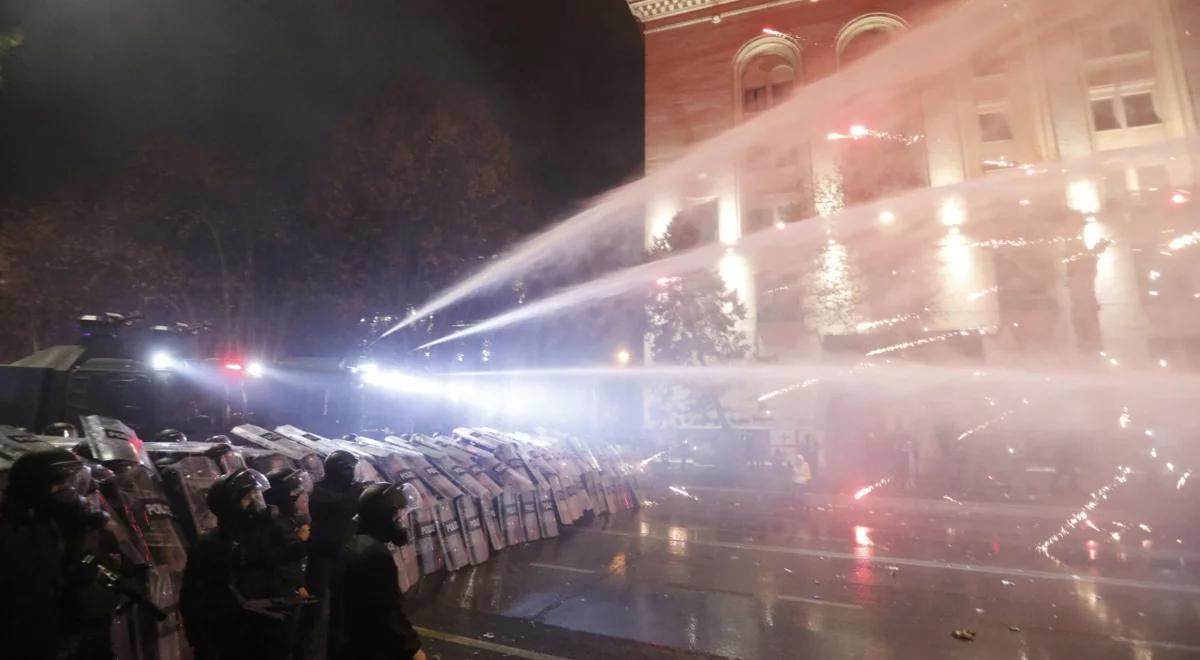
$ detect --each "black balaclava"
[322,450,359,490]
[355,483,410,546]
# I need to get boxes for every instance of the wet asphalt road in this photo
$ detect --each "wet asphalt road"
[405,480,1200,659]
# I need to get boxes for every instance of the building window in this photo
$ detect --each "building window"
[1091,98,1121,131]
[978,111,1014,142]
[744,86,768,113]
[734,35,801,121]
[1123,93,1161,127]
[741,60,795,116]
[1082,21,1162,133]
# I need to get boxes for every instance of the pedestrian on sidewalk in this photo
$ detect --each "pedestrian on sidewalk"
[790,453,812,505]
[893,430,917,492]
[803,433,820,478]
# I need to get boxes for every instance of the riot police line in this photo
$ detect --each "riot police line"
[0,415,645,660]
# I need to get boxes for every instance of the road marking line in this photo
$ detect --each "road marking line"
[529,562,598,574]
[1112,637,1200,653]
[777,594,864,609]
[584,529,1200,595]
[415,626,570,660]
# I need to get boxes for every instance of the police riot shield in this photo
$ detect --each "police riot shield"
[491,440,558,539]
[237,447,297,475]
[509,434,578,526]
[417,434,510,552]
[0,425,59,468]
[389,451,472,571]
[231,425,326,480]
[523,446,578,525]
[465,434,542,542]
[83,416,189,660]
[407,435,505,553]
[584,470,610,515]
[393,437,490,565]
[333,437,428,585]
[150,451,222,543]
[451,432,531,545]
[275,426,425,586]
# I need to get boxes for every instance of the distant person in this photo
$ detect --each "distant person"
[802,433,819,477]
[937,425,963,495]
[329,483,426,660]
[894,430,917,491]
[790,453,812,505]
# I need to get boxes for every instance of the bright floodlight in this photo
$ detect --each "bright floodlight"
[246,361,265,378]
[150,351,176,370]
[615,349,632,366]
[355,361,380,376]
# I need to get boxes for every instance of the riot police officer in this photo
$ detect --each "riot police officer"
[181,468,305,660]
[329,482,426,660]
[265,468,313,596]
[0,449,109,660]
[307,451,364,596]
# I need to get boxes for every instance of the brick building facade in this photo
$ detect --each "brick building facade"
[624,0,1200,473]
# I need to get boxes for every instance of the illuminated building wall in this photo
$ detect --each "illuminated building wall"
[628,0,1200,369]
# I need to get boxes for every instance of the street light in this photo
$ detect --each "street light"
[615,349,632,366]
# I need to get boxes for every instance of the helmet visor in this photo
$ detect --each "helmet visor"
[288,470,315,496]
[49,457,91,496]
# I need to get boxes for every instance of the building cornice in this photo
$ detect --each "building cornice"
[627,0,740,24]
[628,0,822,34]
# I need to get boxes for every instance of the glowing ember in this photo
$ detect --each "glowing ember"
[866,329,989,357]
[853,476,892,500]
[1037,466,1132,554]
[638,451,666,468]
[757,378,819,402]
[855,312,921,333]
[1167,231,1200,252]
[966,286,998,302]
[668,486,700,501]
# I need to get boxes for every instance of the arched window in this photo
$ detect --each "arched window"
[835,13,909,66]
[733,36,800,121]
[834,13,925,204]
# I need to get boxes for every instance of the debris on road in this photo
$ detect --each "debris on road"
[1008,626,1022,633]
[952,629,977,642]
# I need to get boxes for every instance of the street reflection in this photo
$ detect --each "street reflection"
[668,525,689,557]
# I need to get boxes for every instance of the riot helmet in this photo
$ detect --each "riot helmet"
[42,422,79,438]
[206,468,270,527]
[3,449,103,529]
[323,450,359,488]
[155,429,188,443]
[206,434,232,445]
[265,467,314,518]
[356,482,418,545]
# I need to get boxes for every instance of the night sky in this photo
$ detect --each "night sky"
[0,0,643,215]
